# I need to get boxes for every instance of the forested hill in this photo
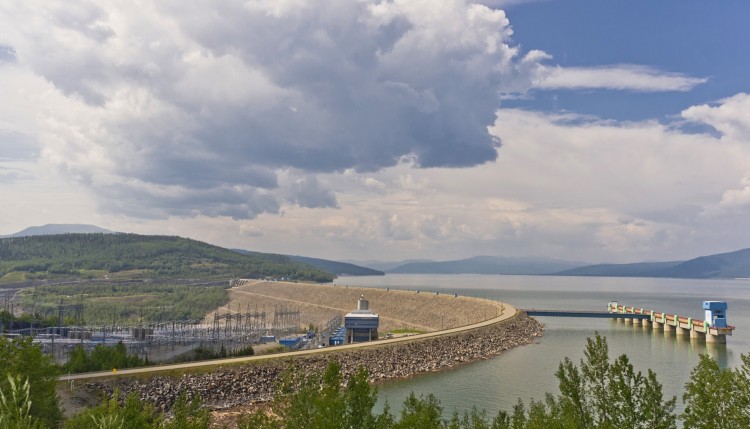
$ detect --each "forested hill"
[288,255,385,276]
[0,233,334,283]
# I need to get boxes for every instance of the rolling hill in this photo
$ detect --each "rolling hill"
[553,261,683,277]
[1,223,113,238]
[287,255,384,276]
[554,247,750,279]
[0,233,334,283]
[232,251,384,276]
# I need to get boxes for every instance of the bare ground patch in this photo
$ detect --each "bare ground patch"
[205,281,504,334]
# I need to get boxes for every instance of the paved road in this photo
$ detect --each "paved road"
[60,302,516,382]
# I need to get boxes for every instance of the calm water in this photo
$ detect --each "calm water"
[334,274,750,417]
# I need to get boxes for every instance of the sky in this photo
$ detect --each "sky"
[1,0,749,264]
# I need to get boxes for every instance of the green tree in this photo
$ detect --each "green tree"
[344,367,379,429]
[393,392,444,429]
[554,334,675,429]
[0,336,61,427]
[161,393,210,429]
[0,375,44,429]
[682,354,749,429]
[64,343,146,374]
[64,392,161,429]
[242,362,385,429]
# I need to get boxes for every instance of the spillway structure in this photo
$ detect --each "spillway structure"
[608,300,735,344]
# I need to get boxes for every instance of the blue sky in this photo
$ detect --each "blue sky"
[1,0,749,264]
[504,0,749,121]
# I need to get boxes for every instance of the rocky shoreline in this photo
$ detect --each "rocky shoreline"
[88,313,543,411]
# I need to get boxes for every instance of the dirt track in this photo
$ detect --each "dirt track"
[207,280,505,333]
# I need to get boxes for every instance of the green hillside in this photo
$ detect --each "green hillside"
[0,233,334,283]
[288,255,385,276]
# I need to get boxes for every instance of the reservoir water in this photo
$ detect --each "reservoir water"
[335,274,750,417]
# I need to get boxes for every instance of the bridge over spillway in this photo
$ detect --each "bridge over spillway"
[523,309,650,319]
[522,301,736,344]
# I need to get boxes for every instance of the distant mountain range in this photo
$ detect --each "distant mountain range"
[1,224,113,238]
[350,248,750,279]
[555,248,750,279]
[382,255,585,275]
[6,224,750,279]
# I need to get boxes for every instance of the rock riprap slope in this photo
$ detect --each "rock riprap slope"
[92,313,542,411]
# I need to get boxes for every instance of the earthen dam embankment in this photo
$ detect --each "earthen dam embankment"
[77,282,543,412]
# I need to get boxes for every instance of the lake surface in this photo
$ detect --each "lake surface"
[334,274,750,417]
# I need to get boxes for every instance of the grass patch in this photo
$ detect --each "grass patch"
[389,328,425,335]
[17,281,228,324]
[0,271,27,283]
[189,261,229,269]
[77,269,108,278]
[260,345,287,355]
[88,294,159,305]
[104,269,154,279]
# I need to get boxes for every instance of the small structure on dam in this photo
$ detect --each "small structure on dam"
[344,295,379,343]
[703,301,728,328]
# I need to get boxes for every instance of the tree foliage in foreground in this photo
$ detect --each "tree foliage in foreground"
[63,392,209,429]
[682,353,750,429]
[545,333,677,429]
[2,334,750,428]
[0,337,60,428]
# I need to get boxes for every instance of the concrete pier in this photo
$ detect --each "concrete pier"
[663,322,676,333]
[608,302,735,344]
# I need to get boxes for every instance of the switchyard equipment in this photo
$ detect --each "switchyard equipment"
[329,327,347,346]
[344,295,379,343]
[278,336,303,349]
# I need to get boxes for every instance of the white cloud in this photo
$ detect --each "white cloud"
[714,177,750,212]
[229,95,750,262]
[0,0,539,220]
[533,64,707,92]
[681,92,750,140]
[1,1,741,264]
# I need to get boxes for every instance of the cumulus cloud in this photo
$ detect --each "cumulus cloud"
[244,95,749,262]
[681,92,750,140]
[677,94,750,218]
[0,0,541,219]
[533,64,707,92]
[713,177,750,212]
